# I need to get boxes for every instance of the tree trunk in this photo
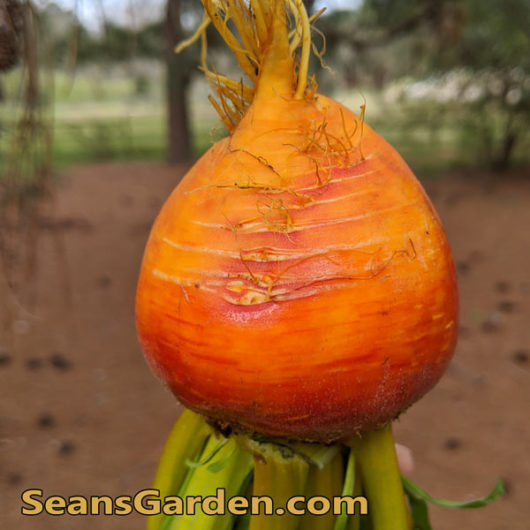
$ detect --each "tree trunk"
[0,0,21,72]
[493,131,517,172]
[165,0,192,164]
[490,104,518,172]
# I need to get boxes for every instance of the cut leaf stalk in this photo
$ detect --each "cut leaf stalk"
[166,433,253,530]
[242,437,310,530]
[349,426,410,530]
[302,448,344,530]
[148,410,212,530]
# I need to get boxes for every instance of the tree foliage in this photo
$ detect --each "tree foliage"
[32,0,530,170]
[316,0,529,170]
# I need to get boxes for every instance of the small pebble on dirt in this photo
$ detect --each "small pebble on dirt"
[49,353,72,371]
[0,349,12,367]
[458,326,471,338]
[6,472,22,486]
[497,301,516,313]
[26,357,43,371]
[481,321,500,334]
[512,350,528,365]
[495,281,511,294]
[469,250,484,263]
[37,413,56,429]
[58,440,76,456]
[97,275,112,289]
[456,261,470,274]
[502,478,513,496]
[444,437,462,451]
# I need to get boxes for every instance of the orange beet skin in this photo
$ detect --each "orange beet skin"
[136,87,458,442]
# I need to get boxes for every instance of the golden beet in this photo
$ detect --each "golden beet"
[136,0,458,443]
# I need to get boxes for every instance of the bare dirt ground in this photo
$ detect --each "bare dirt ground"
[1,161,529,529]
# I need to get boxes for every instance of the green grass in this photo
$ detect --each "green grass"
[0,66,220,172]
[51,115,165,166]
[49,115,219,167]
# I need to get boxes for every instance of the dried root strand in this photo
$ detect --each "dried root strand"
[175,0,327,129]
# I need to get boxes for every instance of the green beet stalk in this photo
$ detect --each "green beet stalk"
[165,433,253,529]
[349,426,410,530]
[241,437,310,530]
[148,410,212,530]
[302,447,344,530]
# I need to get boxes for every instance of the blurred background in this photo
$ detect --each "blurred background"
[1,0,528,528]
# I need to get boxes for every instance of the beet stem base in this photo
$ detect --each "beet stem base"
[149,410,411,530]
